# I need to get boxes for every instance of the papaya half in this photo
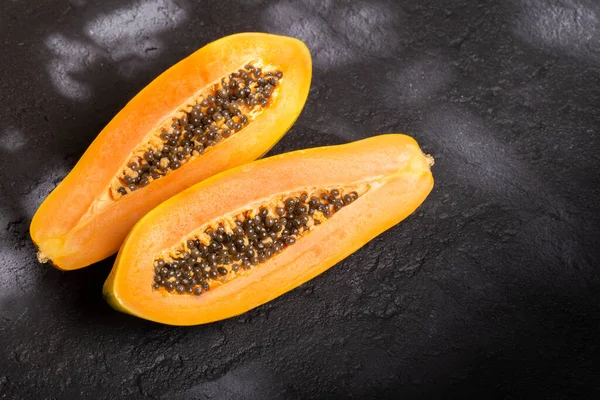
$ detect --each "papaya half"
[103,134,434,325]
[30,33,312,270]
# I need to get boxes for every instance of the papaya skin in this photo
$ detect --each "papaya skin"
[30,33,312,270]
[103,134,434,326]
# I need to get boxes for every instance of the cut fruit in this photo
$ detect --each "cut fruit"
[30,32,312,270]
[103,134,435,325]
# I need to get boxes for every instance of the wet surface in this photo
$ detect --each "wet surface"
[1,0,599,398]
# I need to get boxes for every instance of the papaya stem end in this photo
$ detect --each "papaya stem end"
[36,250,50,264]
[424,153,435,167]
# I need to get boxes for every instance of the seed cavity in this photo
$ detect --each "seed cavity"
[151,187,362,295]
[113,63,282,198]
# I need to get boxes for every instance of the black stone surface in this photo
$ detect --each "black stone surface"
[1,0,599,398]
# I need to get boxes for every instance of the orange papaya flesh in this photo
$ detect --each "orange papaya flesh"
[103,134,434,325]
[30,33,312,270]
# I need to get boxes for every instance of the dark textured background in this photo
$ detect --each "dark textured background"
[1,0,599,398]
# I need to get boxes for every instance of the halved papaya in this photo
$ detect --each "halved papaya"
[30,33,312,270]
[103,134,434,325]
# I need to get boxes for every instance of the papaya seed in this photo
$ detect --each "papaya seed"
[117,64,282,195]
[151,187,359,296]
